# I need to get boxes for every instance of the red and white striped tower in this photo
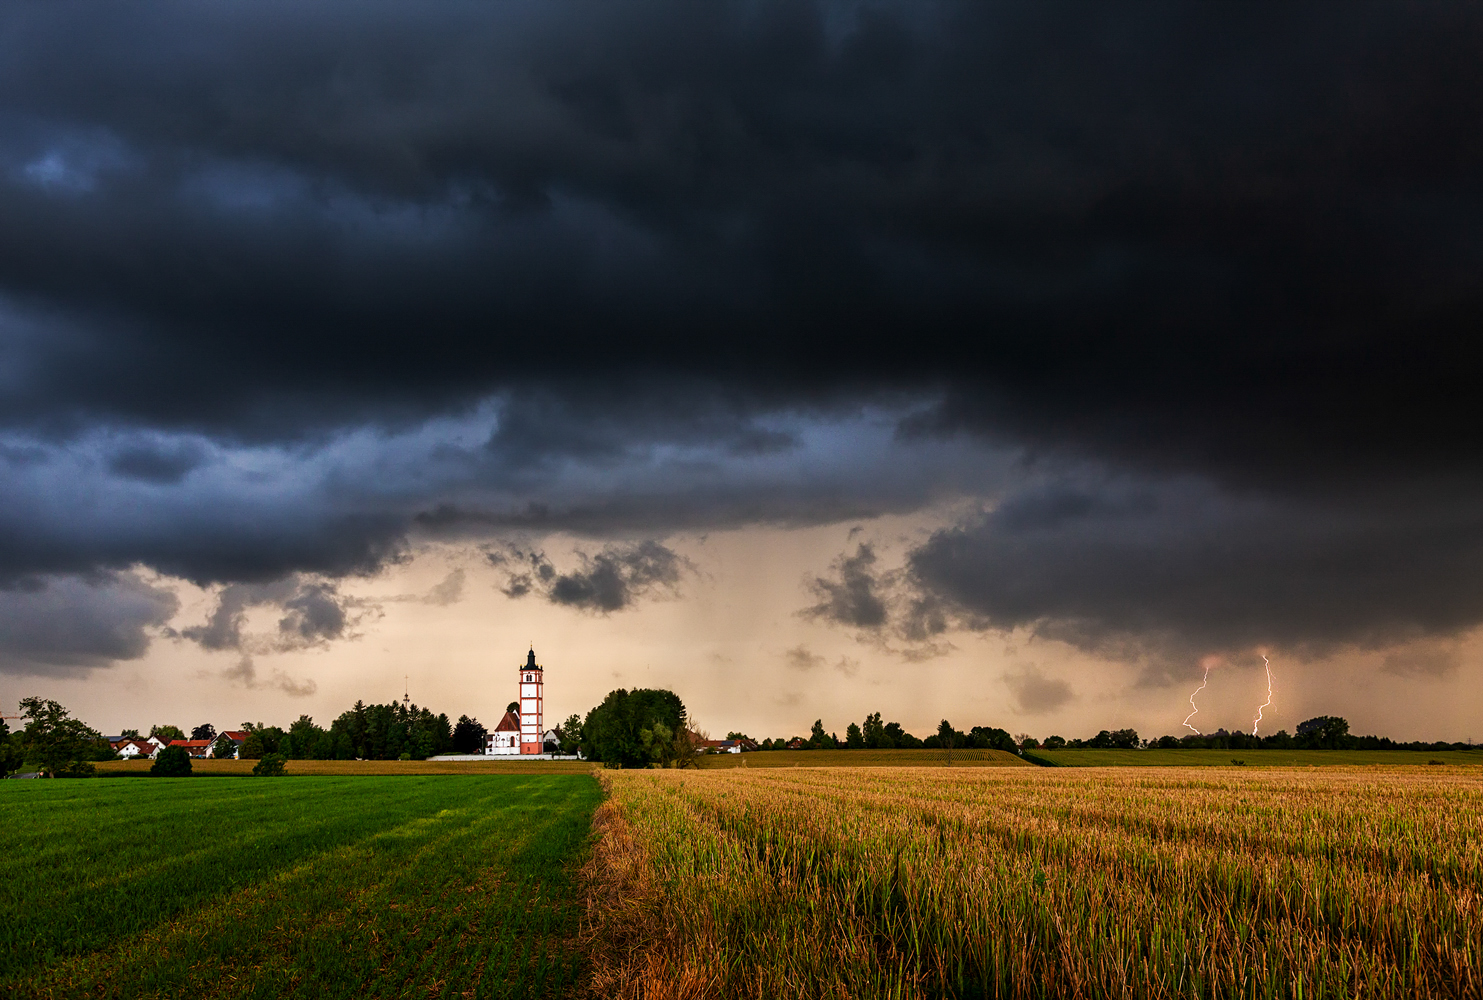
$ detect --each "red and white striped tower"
[518,647,544,754]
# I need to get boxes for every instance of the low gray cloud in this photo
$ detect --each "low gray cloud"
[798,541,953,661]
[784,645,826,671]
[1001,664,1074,715]
[0,571,177,676]
[784,644,862,678]
[179,575,370,655]
[1381,642,1463,680]
[490,540,689,613]
[801,544,890,630]
[221,656,317,697]
[423,568,466,607]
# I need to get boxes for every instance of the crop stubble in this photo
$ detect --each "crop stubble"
[587,766,1482,999]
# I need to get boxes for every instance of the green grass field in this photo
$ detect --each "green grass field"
[96,757,596,776]
[1028,748,1483,767]
[698,748,1030,768]
[0,774,601,999]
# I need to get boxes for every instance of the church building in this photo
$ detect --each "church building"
[485,647,545,756]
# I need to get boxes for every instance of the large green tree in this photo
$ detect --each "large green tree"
[149,724,186,743]
[150,745,193,777]
[581,688,686,768]
[17,698,107,777]
[1297,716,1352,749]
[0,718,21,777]
[558,714,583,755]
[452,715,487,753]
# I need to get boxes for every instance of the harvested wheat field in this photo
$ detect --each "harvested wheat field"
[586,766,1482,1000]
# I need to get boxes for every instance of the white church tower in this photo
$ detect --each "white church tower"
[519,647,544,754]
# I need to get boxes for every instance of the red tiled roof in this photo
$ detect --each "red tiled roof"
[221,731,248,741]
[493,710,521,732]
[169,739,212,748]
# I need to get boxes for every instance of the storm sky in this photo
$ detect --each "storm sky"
[3,1,1483,741]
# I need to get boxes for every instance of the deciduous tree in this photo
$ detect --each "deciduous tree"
[150,745,192,777]
[18,698,106,777]
[252,753,287,776]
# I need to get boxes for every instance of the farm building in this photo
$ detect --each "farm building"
[168,739,213,758]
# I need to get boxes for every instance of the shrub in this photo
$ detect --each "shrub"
[252,753,287,776]
[151,746,193,777]
[53,759,97,778]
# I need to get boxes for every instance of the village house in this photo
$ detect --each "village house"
[108,735,167,759]
[169,739,214,759]
[213,731,249,758]
[114,739,158,759]
[706,737,757,754]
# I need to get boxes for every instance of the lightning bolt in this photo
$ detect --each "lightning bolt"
[1252,654,1274,735]
[1182,664,1210,734]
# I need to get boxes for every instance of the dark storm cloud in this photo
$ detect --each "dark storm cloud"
[0,572,178,676]
[906,475,1483,662]
[804,470,1483,669]
[0,1,1482,662]
[107,438,208,484]
[490,540,689,612]
[0,0,1478,463]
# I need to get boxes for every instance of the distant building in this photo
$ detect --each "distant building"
[114,739,158,759]
[518,648,544,755]
[485,710,521,756]
[168,739,213,758]
[481,647,550,756]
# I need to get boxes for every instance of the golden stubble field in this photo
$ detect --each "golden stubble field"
[586,765,1483,1000]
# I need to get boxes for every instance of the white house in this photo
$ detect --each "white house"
[212,731,248,759]
[115,739,157,759]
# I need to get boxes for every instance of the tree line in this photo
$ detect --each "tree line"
[1034,716,1477,752]
[234,700,456,761]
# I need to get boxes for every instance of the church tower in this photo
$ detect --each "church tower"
[518,647,544,754]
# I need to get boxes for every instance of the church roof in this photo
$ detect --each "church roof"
[494,710,521,732]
